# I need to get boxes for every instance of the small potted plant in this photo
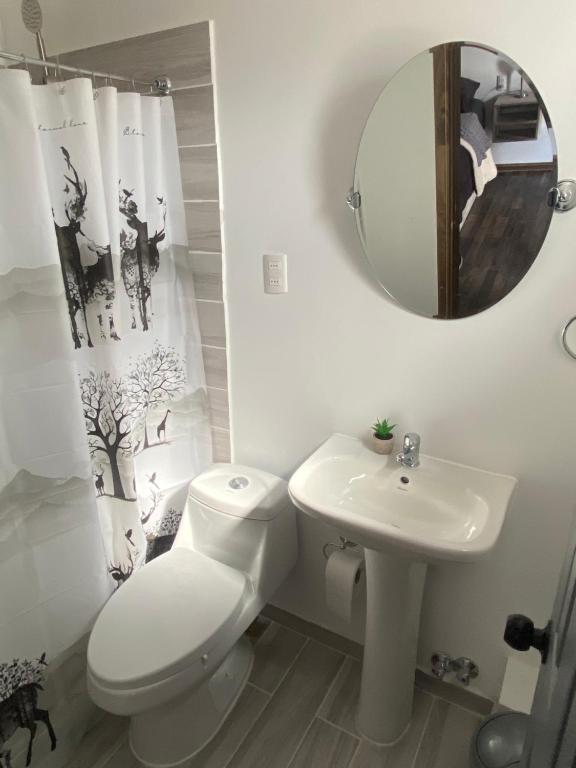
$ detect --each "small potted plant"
[370,418,396,455]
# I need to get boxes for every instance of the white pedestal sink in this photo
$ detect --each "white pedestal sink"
[289,433,517,745]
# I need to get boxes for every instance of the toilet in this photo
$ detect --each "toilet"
[87,464,298,768]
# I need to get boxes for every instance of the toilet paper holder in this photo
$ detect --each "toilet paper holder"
[322,536,359,560]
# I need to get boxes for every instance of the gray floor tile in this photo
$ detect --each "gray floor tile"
[63,714,128,768]
[413,700,481,768]
[102,739,141,768]
[319,657,361,734]
[249,622,308,693]
[350,689,434,768]
[288,719,359,768]
[227,640,345,768]
[188,684,270,768]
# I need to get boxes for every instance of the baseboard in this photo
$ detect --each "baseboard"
[262,604,363,659]
[263,604,494,716]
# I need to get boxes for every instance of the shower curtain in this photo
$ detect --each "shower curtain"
[0,70,211,767]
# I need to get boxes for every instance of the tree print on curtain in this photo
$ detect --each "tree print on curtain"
[55,148,119,349]
[0,74,211,767]
[129,343,185,451]
[0,655,57,768]
[80,370,135,502]
[79,341,193,588]
[50,145,202,590]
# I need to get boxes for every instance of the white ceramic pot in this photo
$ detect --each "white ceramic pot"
[370,434,394,455]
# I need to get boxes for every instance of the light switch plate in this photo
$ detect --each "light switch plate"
[263,253,288,294]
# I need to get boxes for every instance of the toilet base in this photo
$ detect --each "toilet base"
[129,636,254,767]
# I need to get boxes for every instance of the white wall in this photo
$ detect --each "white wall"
[2,0,576,699]
[355,51,438,317]
[461,45,523,101]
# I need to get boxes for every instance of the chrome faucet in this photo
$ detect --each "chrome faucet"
[396,432,420,468]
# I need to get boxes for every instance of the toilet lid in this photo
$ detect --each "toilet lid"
[88,548,246,690]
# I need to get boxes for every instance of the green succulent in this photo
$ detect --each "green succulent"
[372,418,396,439]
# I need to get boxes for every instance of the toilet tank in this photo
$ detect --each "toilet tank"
[173,464,297,601]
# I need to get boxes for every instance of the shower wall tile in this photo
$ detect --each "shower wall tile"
[57,23,211,89]
[173,86,216,145]
[212,427,232,463]
[180,146,219,200]
[202,346,228,389]
[57,23,231,464]
[208,387,230,430]
[191,252,223,301]
[32,521,106,602]
[0,547,39,625]
[197,300,227,348]
[185,202,222,251]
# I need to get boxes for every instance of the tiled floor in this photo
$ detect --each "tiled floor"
[68,614,487,768]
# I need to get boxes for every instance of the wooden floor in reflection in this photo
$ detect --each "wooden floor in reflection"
[458,169,555,317]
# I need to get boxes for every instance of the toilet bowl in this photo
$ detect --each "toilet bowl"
[87,464,298,768]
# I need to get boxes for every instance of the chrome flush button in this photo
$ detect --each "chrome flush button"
[228,476,249,490]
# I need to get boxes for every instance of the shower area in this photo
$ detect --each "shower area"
[0,11,227,767]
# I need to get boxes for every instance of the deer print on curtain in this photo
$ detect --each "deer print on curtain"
[119,187,165,332]
[0,655,57,768]
[0,70,211,767]
[55,147,119,349]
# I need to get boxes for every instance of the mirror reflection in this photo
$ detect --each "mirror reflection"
[354,42,557,319]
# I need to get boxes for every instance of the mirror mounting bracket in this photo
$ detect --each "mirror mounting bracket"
[548,179,576,213]
[346,189,361,210]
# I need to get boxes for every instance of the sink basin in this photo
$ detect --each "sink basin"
[289,433,517,745]
[289,433,517,562]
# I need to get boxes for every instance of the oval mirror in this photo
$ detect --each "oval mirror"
[352,42,557,319]
[562,317,576,360]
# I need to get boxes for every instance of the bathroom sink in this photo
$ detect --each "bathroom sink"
[289,433,517,745]
[289,433,517,562]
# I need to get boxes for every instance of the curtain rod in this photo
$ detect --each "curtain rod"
[0,49,171,94]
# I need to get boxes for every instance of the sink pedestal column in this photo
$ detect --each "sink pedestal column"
[357,549,427,745]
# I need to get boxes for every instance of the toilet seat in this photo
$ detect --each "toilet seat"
[88,547,247,692]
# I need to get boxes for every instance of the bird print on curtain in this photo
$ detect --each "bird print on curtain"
[0,71,211,768]
[49,141,207,586]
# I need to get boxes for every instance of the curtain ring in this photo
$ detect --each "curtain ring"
[22,54,32,82]
[56,54,65,94]
[92,71,99,100]
[131,76,136,91]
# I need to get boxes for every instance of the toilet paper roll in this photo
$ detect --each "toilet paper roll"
[325,547,364,623]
